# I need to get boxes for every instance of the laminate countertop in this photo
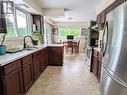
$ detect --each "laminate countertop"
[0,44,64,66]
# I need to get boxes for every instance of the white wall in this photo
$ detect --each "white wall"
[24,0,44,15]
[96,0,116,15]
[54,22,89,28]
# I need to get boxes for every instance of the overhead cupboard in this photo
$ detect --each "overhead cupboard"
[97,0,125,25]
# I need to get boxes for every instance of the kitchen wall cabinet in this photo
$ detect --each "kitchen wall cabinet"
[91,48,102,81]
[0,60,23,95]
[32,15,44,34]
[22,55,33,93]
[97,0,126,27]
[0,0,6,33]
[114,0,125,8]
[97,11,106,24]
[48,46,64,66]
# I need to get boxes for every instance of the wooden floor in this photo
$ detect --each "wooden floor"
[26,53,101,95]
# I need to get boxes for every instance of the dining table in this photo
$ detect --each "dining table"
[63,40,78,54]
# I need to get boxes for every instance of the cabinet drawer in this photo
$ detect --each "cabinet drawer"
[93,50,98,57]
[33,51,41,58]
[22,55,32,64]
[98,52,103,61]
[2,60,21,75]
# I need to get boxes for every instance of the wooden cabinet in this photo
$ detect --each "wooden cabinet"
[0,46,63,95]
[92,50,99,76]
[92,49,102,81]
[48,46,64,66]
[0,1,6,33]
[32,15,44,33]
[98,52,102,80]
[97,12,105,24]
[33,51,41,80]
[40,48,48,72]
[22,55,33,93]
[97,0,126,26]
[114,0,125,8]
[0,60,23,95]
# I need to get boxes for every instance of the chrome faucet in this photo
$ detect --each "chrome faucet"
[23,36,34,49]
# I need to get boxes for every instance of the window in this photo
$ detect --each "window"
[59,28,81,37]
[5,14,17,38]
[5,8,29,38]
[16,9,28,37]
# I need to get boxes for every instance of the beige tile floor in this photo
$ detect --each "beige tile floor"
[26,53,101,95]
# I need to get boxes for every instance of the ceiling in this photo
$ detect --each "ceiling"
[37,0,102,22]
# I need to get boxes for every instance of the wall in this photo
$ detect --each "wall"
[24,0,44,15]
[96,0,116,15]
[54,22,89,28]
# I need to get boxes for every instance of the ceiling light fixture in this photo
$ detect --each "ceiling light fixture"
[68,17,72,20]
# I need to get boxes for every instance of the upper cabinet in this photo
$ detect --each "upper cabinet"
[97,0,126,28]
[114,0,125,8]
[0,1,6,33]
[32,15,44,34]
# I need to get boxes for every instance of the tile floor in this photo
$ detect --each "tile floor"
[26,53,101,95]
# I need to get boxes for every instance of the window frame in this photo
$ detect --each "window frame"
[58,27,81,38]
[5,6,31,39]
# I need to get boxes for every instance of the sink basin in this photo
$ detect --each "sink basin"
[24,47,39,51]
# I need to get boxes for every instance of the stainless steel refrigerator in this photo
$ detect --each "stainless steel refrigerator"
[101,1,127,95]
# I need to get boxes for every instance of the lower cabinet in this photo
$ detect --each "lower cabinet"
[0,60,23,95]
[33,51,41,80]
[92,49,102,81]
[22,55,33,93]
[0,46,63,95]
[40,48,48,72]
[48,47,64,66]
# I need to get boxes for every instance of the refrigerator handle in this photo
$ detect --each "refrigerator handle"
[102,21,108,57]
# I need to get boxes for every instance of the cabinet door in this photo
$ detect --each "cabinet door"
[22,61,33,92]
[3,68,23,95]
[114,0,125,8]
[40,49,48,72]
[92,56,99,76]
[33,56,41,80]
[48,47,63,66]
[0,1,6,33]
[98,60,102,80]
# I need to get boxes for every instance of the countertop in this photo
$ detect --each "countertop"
[0,44,64,66]
[93,47,102,52]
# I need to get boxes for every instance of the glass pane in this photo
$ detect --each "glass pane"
[16,9,27,37]
[5,14,17,38]
[59,28,80,37]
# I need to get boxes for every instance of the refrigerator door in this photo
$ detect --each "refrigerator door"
[103,1,127,83]
[101,2,127,95]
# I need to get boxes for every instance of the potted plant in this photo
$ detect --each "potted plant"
[32,30,43,45]
[0,34,6,55]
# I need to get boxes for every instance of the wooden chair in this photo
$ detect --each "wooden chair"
[74,40,80,54]
[64,41,73,54]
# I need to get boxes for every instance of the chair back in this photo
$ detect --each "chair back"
[77,40,80,47]
[67,41,73,47]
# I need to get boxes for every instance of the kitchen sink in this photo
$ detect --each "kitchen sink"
[24,47,39,51]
